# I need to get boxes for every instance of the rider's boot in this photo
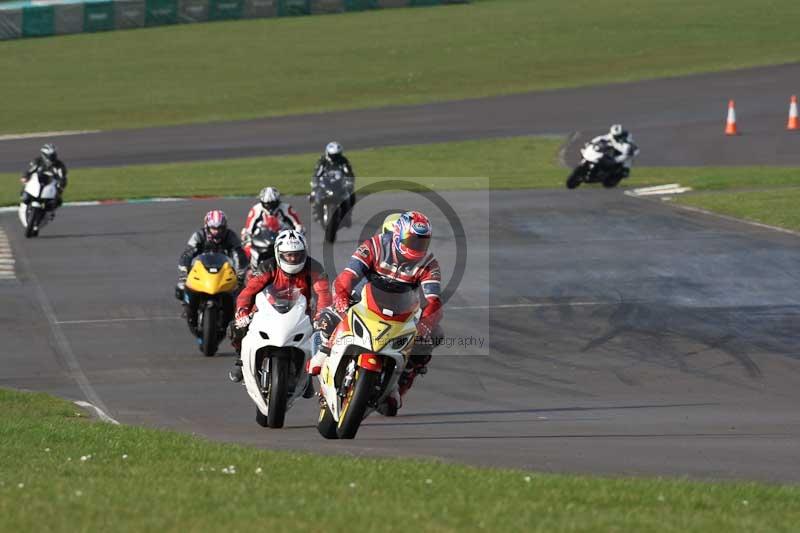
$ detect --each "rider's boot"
[306,348,328,376]
[229,359,243,383]
[302,375,316,398]
[377,387,401,417]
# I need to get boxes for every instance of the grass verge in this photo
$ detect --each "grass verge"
[1,0,800,133]
[671,189,800,232]
[2,387,799,532]
[3,135,799,231]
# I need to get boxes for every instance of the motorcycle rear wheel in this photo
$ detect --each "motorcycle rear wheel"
[336,369,378,439]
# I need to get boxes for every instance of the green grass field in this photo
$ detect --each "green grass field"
[2,387,799,533]
[1,0,799,133]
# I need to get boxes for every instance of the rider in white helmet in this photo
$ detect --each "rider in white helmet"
[589,124,640,177]
[241,186,304,259]
[228,229,332,383]
[310,142,356,227]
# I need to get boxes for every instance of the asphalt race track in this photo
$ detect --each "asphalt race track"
[1,64,800,482]
[0,63,799,172]
[2,188,800,482]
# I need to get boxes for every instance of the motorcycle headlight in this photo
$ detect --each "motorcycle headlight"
[391,334,414,351]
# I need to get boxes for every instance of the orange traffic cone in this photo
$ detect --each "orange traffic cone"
[725,99,738,136]
[787,95,799,131]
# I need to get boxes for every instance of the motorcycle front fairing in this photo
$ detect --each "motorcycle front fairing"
[241,288,313,416]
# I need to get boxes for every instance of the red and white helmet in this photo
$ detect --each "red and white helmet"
[392,211,432,263]
[204,210,227,245]
[274,229,307,275]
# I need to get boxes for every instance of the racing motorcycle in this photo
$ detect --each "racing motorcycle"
[316,280,420,439]
[566,139,627,189]
[18,169,60,238]
[240,286,313,428]
[248,224,279,272]
[310,169,352,243]
[179,252,238,356]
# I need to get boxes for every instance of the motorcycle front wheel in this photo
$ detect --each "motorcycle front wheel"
[317,403,338,439]
[566,167,584,189]
[336,368,378,439]
[24,207,40,238]
[201,304,219,357]
[266,356,289,428]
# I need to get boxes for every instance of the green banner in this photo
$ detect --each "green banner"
[409,0,438,5]
[278,0,308,16]
[145,0,177,25]
[344,0,374,10]
[84,1,114,31]
[209,0,242,20]
[22,5,54,37]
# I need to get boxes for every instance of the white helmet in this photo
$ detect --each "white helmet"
[259,186,281,211]
[325,142,342,158]
[274,229,307,275]
[609,124,623,137]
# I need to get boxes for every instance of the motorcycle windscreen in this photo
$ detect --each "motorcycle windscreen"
[264,285,305,314]
[186,253,237,294]
[364,283,419,322]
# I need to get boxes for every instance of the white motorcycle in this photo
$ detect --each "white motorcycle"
[18,169,60,238]
[316,281,420,439]
[241,286,313,428]
[566,139,628,189]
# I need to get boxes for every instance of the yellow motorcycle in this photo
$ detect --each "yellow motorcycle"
[181,252,239,356]
[316,280,420,439]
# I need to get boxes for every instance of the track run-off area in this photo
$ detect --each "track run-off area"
[1,65,799,483]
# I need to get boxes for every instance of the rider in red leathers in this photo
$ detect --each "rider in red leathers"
[308,210,443,416]
[228,229,331,384]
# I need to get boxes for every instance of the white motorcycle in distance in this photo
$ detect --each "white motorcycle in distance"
[241,286,313,429]
[566,139,628,189]
[316,281,421,440]
[18,169,60,238]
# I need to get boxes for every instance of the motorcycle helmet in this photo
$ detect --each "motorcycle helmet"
[204,210,227,245]
[382,212,402,234]
[325,142,343,163]
[392,211,431,263]
[274,229,307,275]
[41,143,57,162]
[259,186,281,213]
[609,124,628,142]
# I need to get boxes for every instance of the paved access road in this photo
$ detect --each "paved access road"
[2,189,799,482]
[0,63,799,172]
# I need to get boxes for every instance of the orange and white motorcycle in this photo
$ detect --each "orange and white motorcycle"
[316,281,420,439]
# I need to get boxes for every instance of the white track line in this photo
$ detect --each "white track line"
[0,130,101,141]
[74,401,120,425]
[12,239,113,418]
[56,316,181,325]
[0,228,15,281]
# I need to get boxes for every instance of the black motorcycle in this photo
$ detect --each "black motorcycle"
[566,140,627,189]
[310,169,352,243]
[249,224,278,271]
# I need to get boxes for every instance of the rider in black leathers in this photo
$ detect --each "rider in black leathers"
[310,142,356,226]
[21,143,68,208]
[176,210,247,331]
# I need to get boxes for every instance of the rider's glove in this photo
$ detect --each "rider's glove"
[234,308,252,329]
[416,321,433,340]
[333,293,349,314]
